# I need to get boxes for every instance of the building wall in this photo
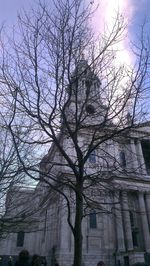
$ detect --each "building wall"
[1,135,150,266]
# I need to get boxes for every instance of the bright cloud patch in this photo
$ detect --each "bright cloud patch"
[91,0,135,67]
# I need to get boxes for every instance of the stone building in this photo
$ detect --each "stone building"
[0,59,150,266]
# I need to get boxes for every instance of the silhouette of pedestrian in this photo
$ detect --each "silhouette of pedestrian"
[97,261,105,266]
[15,250,30,266]
[8,256,13,266]
[30,255,41,266]
[40,258,47,266]
[53,260,59,266]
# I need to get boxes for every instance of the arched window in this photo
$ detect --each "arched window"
[119,151,126,167]
[89,150,96,163]
[89,210,97,228]
[94,82,97,89]
[17,231,25,247]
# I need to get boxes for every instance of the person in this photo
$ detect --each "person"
[8,256,13,266]
[53,258,59,266]
[97,261,105,266]
[15,250,30,266]
[30,255,41,266]
[53,263,59,266]
[40,258,47,266]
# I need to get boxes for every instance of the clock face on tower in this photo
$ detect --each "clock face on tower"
[86,104,95,114]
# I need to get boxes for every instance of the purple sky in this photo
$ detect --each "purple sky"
[0,0,149,59]
[0,0,149,115]
[0,0,149,24]
[0,0,31,25]
[129,0,150,35]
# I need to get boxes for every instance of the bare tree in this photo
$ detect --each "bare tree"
[0,102,38,237]
[0,0,150,265]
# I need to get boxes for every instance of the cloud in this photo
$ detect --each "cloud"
[92,0,135,32]
[91,0,136,66]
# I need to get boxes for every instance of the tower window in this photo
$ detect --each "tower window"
[94,82,97,89]
[89,150,96,163]
[89,210,97,228]
[17,231,25,247]
[84,70,87,75]
[119,151,126,167]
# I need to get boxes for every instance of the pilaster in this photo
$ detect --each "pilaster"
[121,191,133,251]
[130,139,139,173]
[114,191,125,252]
[136,140,147,175]
[138,191,150,252]
[145,192,150,227]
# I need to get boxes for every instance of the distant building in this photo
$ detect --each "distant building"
[0,60,150,266]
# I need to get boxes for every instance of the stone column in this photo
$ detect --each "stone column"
[138,192,150,252]
[130,139,139,172]
[114,191,125,252]
[136,140,147,175]
[60,204,70,251]
[145,193,150,227]
[82,216,88,253]
[121,191,133,251]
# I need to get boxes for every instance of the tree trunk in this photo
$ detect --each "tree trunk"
[73,185,83,266]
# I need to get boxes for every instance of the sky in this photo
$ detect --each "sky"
[0,0,31,25]
[0,0,150,28]
[91,0,150,67]
[0,0,149,120]
[0,0,150,67]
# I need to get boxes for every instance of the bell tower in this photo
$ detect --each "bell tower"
[64,58,107,126]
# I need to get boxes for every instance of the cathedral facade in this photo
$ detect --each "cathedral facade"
[0,60,150,266]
